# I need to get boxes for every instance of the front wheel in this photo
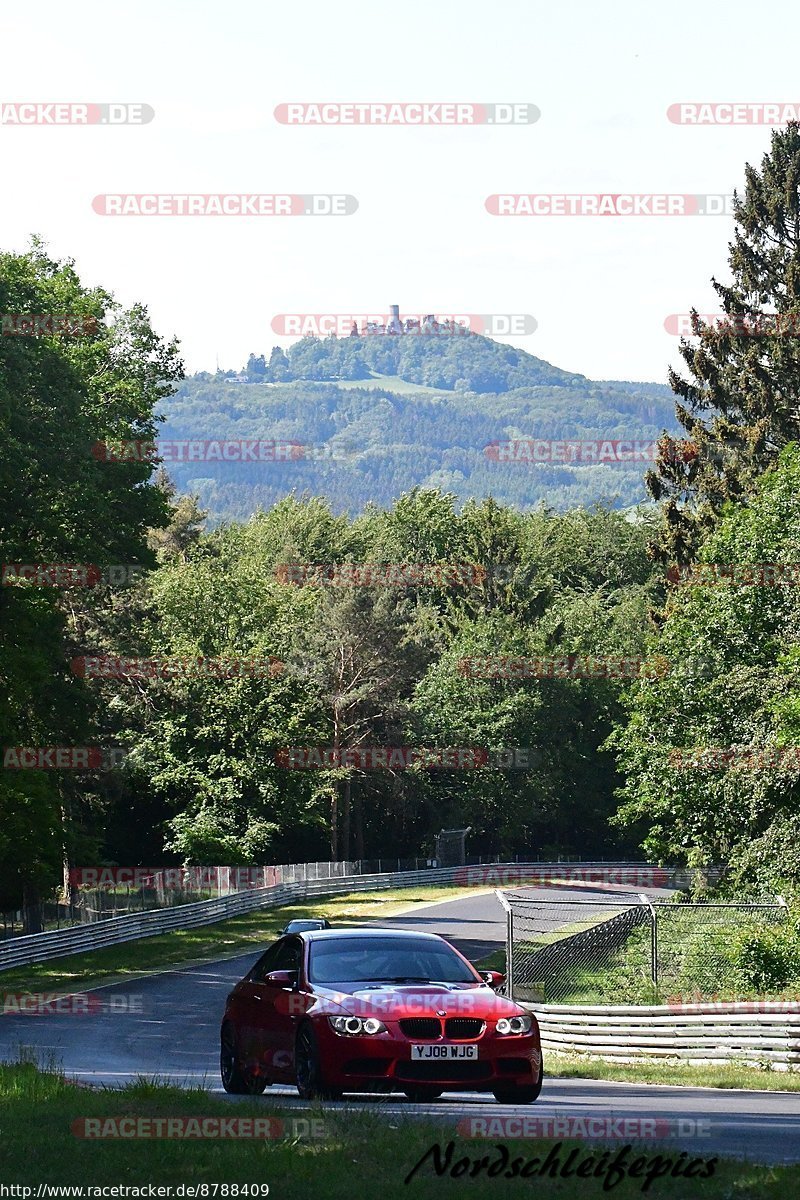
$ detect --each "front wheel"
[294,1023,343,1101]
[220,1025,268,1095]
[492,1054,543,1104]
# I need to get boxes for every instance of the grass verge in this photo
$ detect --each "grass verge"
[0,1063,796,1196]
[546,1053,800,1091]
[0,886,487,996]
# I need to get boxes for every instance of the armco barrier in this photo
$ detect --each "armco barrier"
[0,861,685,972]
[520,1002,800,1070]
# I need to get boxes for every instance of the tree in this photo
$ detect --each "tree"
[147,470,207,562]
[0,240,182,915]
[267,346,291,382]
[648,123,800,563]
[612,443,800,875]
[245,353,266,379]
[290,586,434,860]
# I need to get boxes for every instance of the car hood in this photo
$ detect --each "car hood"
[314,982,527,1020]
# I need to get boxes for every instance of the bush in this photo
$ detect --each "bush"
[730,920,800,992]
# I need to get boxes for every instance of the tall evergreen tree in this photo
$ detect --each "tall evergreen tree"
[649,123,800,563]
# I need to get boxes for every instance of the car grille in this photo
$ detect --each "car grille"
[399,1018,441,1039]
[342,1058,391,1076]
[444,1018,484,1040]
[396,1061,493,1082]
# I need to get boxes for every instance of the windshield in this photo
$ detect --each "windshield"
[307,936,479,985]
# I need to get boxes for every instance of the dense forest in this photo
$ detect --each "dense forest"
[242,323,584,391]
[160,370,677,522]
[4,125,800,916]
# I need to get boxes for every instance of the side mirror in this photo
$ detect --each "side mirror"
[265,970,298,988]
[480,970,505,989]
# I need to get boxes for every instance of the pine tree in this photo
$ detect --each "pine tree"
[648,122,800,563]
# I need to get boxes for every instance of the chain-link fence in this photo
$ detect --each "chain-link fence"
[2,852,600,938]
[501,893,790,1004]
[650,901,790,1001]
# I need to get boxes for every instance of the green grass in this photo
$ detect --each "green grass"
[0,885,487,996]
[546,1053,800,1092]
[0,1063,796,1195]
[525,912,800,1006]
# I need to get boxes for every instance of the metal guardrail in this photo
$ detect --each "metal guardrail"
[520,1002,800,1069]
[0,867,447,971]
[0,861,673,972]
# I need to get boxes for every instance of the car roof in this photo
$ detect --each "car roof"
[298,927,446,942]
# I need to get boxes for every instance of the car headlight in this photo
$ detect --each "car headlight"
[495,1015,533,1035]
[328,1016,387,1035]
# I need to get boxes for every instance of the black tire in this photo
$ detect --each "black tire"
[492,1054,543,1104]
[403,1087,444,1103]
[294,1022,343,1101]
[220,1024,268,1095]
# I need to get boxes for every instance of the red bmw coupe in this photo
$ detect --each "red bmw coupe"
[220,927,542,1102]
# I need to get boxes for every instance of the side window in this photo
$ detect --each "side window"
[272,937,302,974]
[248,941,284,982]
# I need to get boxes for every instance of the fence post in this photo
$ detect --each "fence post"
[639,892,657,997]
[495,889,513,998]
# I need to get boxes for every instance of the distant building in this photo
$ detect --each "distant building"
[352,306,468,338]
[386,303,403,335]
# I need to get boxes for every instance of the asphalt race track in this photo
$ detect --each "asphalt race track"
[1,885,799,1164]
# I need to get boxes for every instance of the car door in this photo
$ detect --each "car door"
[263,936,304,1078]
[239,936,303,1080]
[234,940,284,1073]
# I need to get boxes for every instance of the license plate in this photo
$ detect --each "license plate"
[410,1044,478,1060]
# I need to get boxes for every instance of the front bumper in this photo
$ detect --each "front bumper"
[314,1019,541,1091]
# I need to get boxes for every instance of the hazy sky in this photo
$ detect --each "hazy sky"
[2,0,798,381]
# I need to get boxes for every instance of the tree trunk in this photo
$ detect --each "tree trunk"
[61,803,72,905]
[22,881,43,935]
[354,785,365,861]
[342,774,352,863]
[330,792,338,861]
